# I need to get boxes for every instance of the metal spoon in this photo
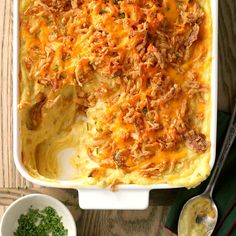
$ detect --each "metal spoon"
[178,102,236,236]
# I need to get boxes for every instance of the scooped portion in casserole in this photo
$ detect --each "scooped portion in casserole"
[19,0,212,188]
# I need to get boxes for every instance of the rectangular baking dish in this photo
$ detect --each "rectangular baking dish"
[13,0,218,209]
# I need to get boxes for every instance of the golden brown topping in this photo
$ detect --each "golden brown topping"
[185,130,210,153]
[21,0,210,180]
[140,162,168,178]
[184,23,200,47]
[40,0,72,12]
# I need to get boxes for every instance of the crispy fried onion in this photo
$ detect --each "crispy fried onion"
[22,0,210,180]
[185,130,210,153]
[140,162,170,178]
[25,0,204,88]
[87,72,209,175]
[39,0,72,12]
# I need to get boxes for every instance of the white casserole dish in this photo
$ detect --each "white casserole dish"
[13,0,218,210]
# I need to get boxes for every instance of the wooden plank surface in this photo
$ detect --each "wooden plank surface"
[0,0,236,235]
[0,188,174,236]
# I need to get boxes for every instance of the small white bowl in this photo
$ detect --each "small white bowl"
[0,194,76,236]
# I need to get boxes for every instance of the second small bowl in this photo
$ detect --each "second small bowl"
[0,193,76,236]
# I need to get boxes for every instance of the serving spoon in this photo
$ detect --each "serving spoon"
[178,101,236,236]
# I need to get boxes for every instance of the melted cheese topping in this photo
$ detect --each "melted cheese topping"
[19,0,212,187]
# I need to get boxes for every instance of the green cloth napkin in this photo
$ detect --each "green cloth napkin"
[165,112,236,235]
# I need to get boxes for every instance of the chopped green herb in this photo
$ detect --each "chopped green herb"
[175,52,181,58]
[99,9,107,14]
[86,122,89,130]
[42,16,53,25]
[88,61,96,70]
[118,105,123,112]
[60,25,66,29]
[35,30,41,37]
[88,61,96,66]
[59,73,66,80]
[98,127,103,132]
[47,19,53,24]
[95,147,99,155]
[113,0,122,4]
[53,65,59,72]
[119,13,125,19]
[14,206,68,236]
[142,107,148,116]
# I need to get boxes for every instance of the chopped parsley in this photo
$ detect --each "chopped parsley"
[118,105,123,112]
[114,0,122,4]
[86,122,89,131]
[53,65,59,72]
[119,13,125,19]
[14,206,68,236]
[47,19,53,24]
[142,107,148,116]
[97,127,103,132]
[88,61,96,70]
[35,30,41,37]
[99,9,107,14]
[88,61,96,66]
[59,72,66,80]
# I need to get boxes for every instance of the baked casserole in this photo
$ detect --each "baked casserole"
[19,0,212,188]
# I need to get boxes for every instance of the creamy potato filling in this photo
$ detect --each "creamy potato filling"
[19,0,212,187]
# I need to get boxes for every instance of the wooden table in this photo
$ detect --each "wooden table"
[0,0,235,235]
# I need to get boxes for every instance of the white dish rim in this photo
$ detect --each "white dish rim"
[12,0,218,209]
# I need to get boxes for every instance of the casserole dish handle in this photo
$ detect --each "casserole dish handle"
[78,189,150,210]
